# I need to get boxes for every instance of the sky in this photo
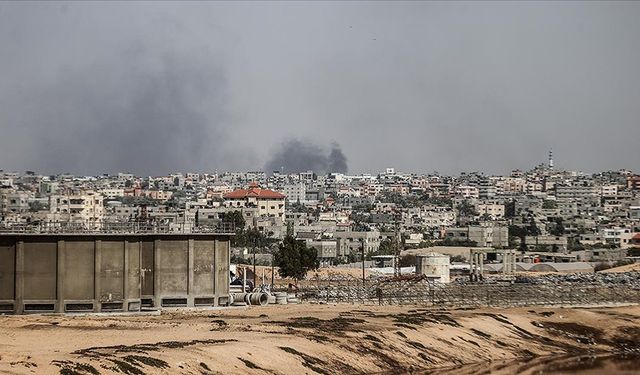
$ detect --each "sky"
[0,1,639,176]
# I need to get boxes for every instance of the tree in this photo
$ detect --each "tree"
[549,217,565,237]
[526,217,541,236]
[505,200,516,218]
[274,234,318,281]
[457,200,478,217]
[28,201,49,212]
[221,210,246,232]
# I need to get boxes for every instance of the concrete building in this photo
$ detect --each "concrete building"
[475,202,505,219]
[0,231,233,314]
[444,225,509,248]
[282,184,306,204]
[223,183,286,223]
[334,231,381,257]
[555,184,598,200]
[307,239,338,266]
[49,191,104,224]
[524,235,568,251]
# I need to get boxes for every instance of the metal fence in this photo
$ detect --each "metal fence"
[297,276,640,307]
[0,221,235,234]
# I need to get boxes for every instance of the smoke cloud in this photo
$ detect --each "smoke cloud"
[328,143,348,173]
[265,139,349,174]
[20,52,231,175]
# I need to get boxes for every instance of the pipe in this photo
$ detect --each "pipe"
[249,292,268,306]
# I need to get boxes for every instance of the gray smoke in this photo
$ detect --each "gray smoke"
[328,142,348,173]
[16,51,231,176]
[265,139,349,174]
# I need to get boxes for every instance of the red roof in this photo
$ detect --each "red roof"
[632,233,640,240]
[223,186,285,200]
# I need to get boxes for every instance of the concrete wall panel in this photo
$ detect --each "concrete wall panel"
[141,240,154,297]
[0,240,15,300]
[215,239,230,298]
[63,241,94,300]
[126,240,141,300]
[193,240,215,296]
[23,241,57,300]
[156,239,188,296]
[99,241,124,302]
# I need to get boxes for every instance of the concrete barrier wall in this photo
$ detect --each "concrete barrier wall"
[0,239,15,312]
[215,239,230,306]
[0,234,231,314]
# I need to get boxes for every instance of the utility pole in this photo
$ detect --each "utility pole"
[394,210,401,277]
[252,237,257,290]
[360,238,365,287]
[271,251,275,288]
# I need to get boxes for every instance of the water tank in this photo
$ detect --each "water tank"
[416,252,450,283]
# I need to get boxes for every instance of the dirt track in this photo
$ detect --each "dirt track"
[2,304,640,374]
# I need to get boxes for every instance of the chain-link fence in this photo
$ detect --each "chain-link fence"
[296,276,640,307]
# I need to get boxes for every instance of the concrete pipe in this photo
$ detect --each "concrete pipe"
[275,292,288,305]
[267,295,276,304]
[249,293,269,306]
[232,293,249,304]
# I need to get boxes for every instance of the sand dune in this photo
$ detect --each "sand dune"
[1,304,640,374]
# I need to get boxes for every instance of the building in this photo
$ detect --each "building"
[334,231,381,257]
[475,202,505,219]
[0,231,233,314]
[223,183,286,223]
[49,191,104,224]
[445,225,509,248]
[307,239,338,266]
[524,235,568,251]
[282,184,306,204]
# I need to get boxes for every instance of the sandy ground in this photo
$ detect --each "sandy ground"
[601,263,640,273]
[2,303,640,374]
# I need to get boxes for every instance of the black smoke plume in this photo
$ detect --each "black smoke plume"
[264,139,349,174]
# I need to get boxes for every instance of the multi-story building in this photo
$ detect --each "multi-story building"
[445,225,509,248]
[49,191,104,224]
[282,184,306,204]
[223,183,286,223]
[475,202,505,219]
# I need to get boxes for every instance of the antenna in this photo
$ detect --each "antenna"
[548,149,554,169]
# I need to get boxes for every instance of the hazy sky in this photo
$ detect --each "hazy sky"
[1,1,639,176]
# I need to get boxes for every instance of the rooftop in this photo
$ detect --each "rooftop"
[223,184,285,200]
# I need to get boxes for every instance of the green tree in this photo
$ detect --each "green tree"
[526,217,541,236]
[549,217,565,236]
[28,201,49,212]
[505,200,516,218]
[457,200,478,217]
[221,210,246,232]
[274,234,318,281]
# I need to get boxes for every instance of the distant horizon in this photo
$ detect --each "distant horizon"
[0,162,635,179]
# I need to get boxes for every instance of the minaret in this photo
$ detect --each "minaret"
[548,149,554,169]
